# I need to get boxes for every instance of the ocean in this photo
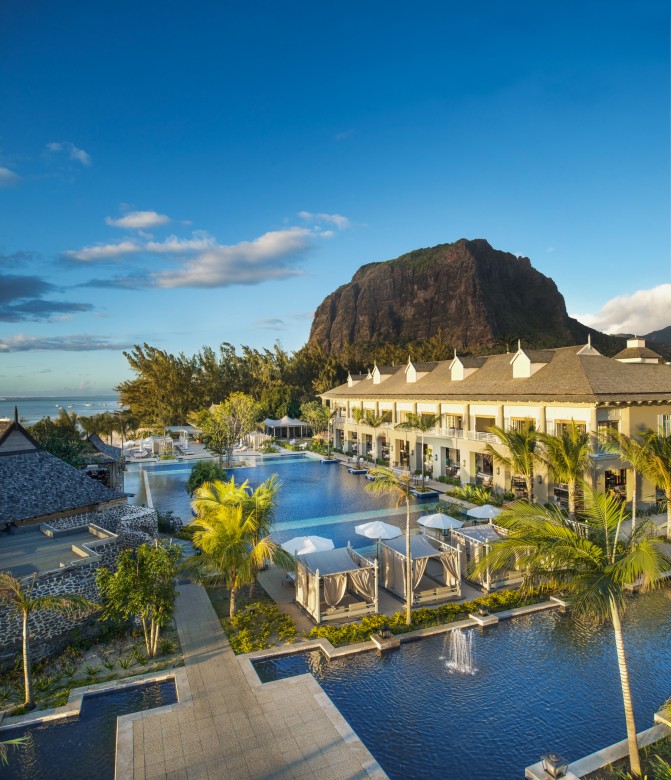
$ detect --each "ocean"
[0,395,121,426]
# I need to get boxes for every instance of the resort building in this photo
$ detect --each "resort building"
[321,338,671,507]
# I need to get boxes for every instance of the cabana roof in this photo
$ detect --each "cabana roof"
[454,525,501,545]
[300,547,371,575]
[383,534,444,559]
[263,416,308,428]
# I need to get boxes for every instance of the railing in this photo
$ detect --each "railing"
[430,426,465,438]
[466,430,498,443]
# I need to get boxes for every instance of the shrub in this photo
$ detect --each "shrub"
[185,460,229,496]
[308,590,545,647]
[223,601,297,654]
[157,638,177,656]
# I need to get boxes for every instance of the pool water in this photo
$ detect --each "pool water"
[2,681,177,780]
[254,590,671,780]
[125,457,434,547]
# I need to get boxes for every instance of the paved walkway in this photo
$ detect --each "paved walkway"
[119,583,385,780]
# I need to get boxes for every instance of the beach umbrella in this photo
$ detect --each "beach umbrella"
[281,535,334,556]
[355,520,402,540]
[417,513,463,530]
[466,504,503,521]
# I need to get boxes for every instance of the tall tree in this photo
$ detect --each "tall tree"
[365,467,414,625]
[191,392,260,466]
[600,430,649,533]
[538,421,591,519]
[638,429,671,540]
[28,411,86,467]
[352,407,366,464]
[485,424,539,501]
[116,344,198,427]
[181,478,291,618]
[396,412,440,484]
[473,486,671,777]
[0,573,91,708]
[97,542,181,658]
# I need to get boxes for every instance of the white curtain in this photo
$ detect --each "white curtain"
[323,573,348,606]
[296,560,307,605]
[439,550,460,585]
[349,567,374,601]
[307,572,319,614]
[412,556,428,590]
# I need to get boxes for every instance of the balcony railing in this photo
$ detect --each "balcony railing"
[466,430,499,443]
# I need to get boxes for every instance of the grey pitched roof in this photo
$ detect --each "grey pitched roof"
[87,434,122,462]
[322,345,671,404]
[458,356,487,368]
[0,423,126,523]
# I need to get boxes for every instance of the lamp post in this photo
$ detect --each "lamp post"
[540,752,569,778]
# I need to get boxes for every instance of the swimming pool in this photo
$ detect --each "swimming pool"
[253,590,671,779]
[2,680,177,780]
[125,457,435,548]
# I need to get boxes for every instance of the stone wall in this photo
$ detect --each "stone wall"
[0,505,159,669]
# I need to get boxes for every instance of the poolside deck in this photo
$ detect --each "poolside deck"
[119,582,386,779]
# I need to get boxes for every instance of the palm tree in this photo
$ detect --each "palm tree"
[326,407,338,458]
[181,478,292,618]
[351,407,366,465]
[485,424,538,501]
[364,411,387,463]
[396,412,440,485]
[0,573,91,709]
[365,467,413,625]
[600,430,649,533]
[538,421,591,520]
[0,738,26,766]
[638,430,671,540]
[472,486,670,777]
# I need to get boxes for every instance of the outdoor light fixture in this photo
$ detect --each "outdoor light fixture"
[462,460,466,467]
[379,624,392,639]
[435,454,438,461]
[496,467,500,475]
[540,753,569,778]
[538,475,543,484]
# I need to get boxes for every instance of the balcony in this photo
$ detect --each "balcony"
[430,427,465,439]
[466,430,498,443]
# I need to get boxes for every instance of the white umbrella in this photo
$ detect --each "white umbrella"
[467,504,503,521]
[281,535,334,556]
[355,520,402,540]
[418,513,463,530]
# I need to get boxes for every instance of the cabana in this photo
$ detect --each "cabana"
[379,534,461,606]
[451,524,524,592]
[263,415,311,440]
[295,546,378,623]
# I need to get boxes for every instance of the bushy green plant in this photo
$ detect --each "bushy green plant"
[223,601,297,654]
[185,460,229,496]
[308,590,544,647]
[118,655,133,669]
[157,638,177,656]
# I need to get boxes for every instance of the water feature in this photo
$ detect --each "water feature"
[440,628,476,674]
[1,680,177,780]
[253,590,671,779]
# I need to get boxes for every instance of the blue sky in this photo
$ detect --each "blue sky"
[1,0,669,395]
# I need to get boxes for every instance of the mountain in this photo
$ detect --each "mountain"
[645,326,671,345]
[308,238,624,356]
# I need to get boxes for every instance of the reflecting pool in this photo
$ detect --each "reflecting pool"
[2,681,177,780]
[254,590,671,779]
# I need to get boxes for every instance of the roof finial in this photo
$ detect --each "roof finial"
[587,333,592,348]
[14,405,19,423]
[517,338,521,352]
[453,348,457,359]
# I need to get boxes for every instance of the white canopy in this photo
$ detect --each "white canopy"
[355,520,402,540]
[281,535,334,556]
[467,504,503,520]
[418,513,464,530]
[264,416,308,428]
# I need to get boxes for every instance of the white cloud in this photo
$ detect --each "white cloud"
[105,210,171,229]
[63,240,142,262]
[46,141,92,166]
[0,166,19,187]
[0,333,134,352]
[573,284,671,335]
[155,228,312,288]
[145,232,215,254]
[298,211,351,230]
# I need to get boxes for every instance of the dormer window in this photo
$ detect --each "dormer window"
[510,344,552,378]
[449,352,485,381]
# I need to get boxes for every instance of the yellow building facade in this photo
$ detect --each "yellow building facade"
[321,339,671,508]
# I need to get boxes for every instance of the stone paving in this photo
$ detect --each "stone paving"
[117,583,386,780]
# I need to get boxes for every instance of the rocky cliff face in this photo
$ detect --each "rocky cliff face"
[309,238,612,354]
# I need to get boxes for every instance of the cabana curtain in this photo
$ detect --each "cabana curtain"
[380,534,459,595]
[298,547,377,611]
[324,574,347,606]
[349,567,374,601]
